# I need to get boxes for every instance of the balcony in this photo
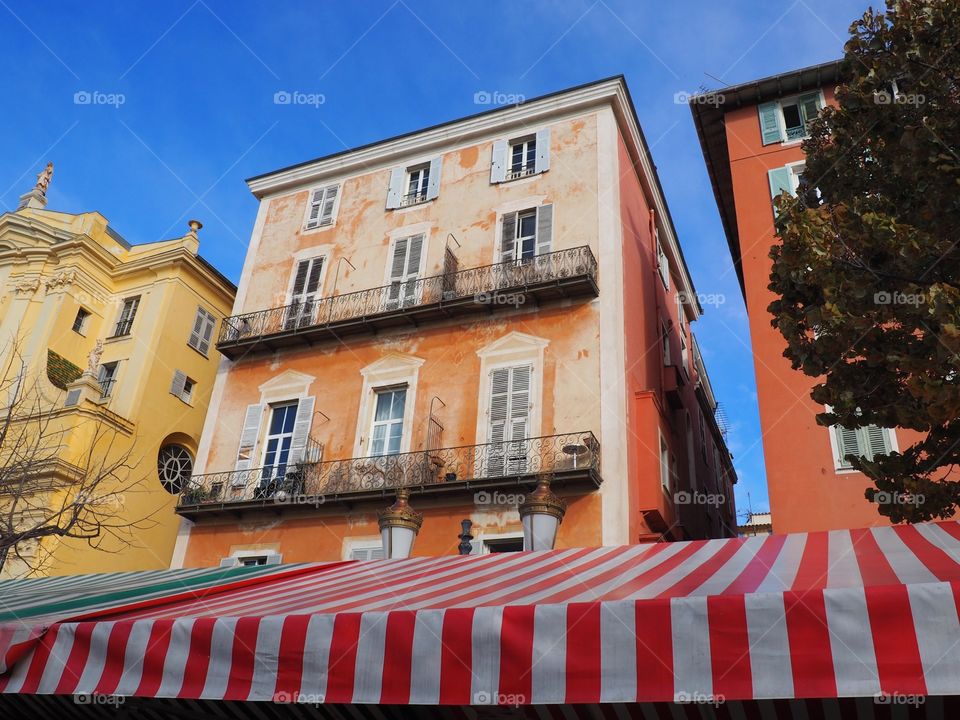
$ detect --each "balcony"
[216,246,599,359]
[175,431,601,518]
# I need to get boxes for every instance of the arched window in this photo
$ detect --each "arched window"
[157,444,193,494]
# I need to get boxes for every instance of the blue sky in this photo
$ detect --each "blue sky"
[0,0,869,518]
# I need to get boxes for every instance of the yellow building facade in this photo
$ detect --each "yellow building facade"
[0,172,235,577]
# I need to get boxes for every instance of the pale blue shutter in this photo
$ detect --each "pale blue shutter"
[835,426,860,468]
[236,404,264,471]
[758,102,783,145]
[386,167,404,209]
[426,157,442,200]
[534,127,551,173]
[864,426,891,459]
[768,167,793,217]
[490,139,507,183]
[535,204,553,255]
[288,396,315,466]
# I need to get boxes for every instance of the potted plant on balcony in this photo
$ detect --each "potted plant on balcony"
[180,484,211,505]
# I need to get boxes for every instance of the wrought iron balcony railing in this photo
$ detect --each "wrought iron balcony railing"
[216,246,598,358]
[176,431,600,514]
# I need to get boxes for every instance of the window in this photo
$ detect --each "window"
[679,329,689,376]
[386,236,423,310]
[240,556,268,567]
[370,387,406,456]
[833,424,894,470]
[285,257,325,328]
[72,308,90,335]
[261,402,299,481]
[349,543,386,561]
[487,365,532,476]
[499,205,553,264]
[305,184,340,229]
[170,370,196,404]
[508,136,536,180]
[188,307,216,355]
[97,362,119,399]
[112,296,140,337]
[758,92,823,145]
[655,231,669,289]
[490,127,550,183]
[157,444,193,494]
[661,321,671,365]
[220,552,282,567]
[483,535,524,554]
[659,434,671,494]
[386,158,441,209]
[768,162,805,201]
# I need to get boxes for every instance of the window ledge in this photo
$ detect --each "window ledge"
[498,172,542,186]
[104,334,130,344]
[391,199,435,214]
[186,343,210,360]
[833,466,864,475]
[302,221,336,235]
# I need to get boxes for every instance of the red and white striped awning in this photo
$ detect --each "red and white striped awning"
[3,521,960,707]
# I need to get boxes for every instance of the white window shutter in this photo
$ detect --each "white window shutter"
[835,426,861,467]
[406,235,423,276]
[768,167,793,200]
[534,127,551,173]
[535,204,553,256]
[426,157,442,200]
[170,370,188,398]
[219,557,240,568]
[236,403,264,471]
[188,309,205,349]
[758,101,783,145]
[306,188,325,228]
[864,425,891,459]
[265,554,283,565]
[500,212,517,263]
[319,185,339,226]
[490,139,507,183]
[509,366,531,442]
[288,396,315,466]
[489,368,510,444]
[656,233,670,290]
[386,167,404,209]
[390,238,408,282]
[198,311,215,355]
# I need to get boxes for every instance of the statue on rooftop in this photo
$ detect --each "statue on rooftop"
[34,162,53,196]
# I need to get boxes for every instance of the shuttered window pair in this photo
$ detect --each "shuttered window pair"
[834,425,893,469]
[386,158,442,209]
[235,397,316,475]
[350,544,385,561]
[170,370,195,404]
[386,235,423,310]
[656,231,670,290]
[188,307,216,355]
[499,205,552,263]
[305,184,340,229]
[486,365,532,476]
[490,127,551,183]
[112,296,140,337]
[285,257,324,329]
[758,93,822,145]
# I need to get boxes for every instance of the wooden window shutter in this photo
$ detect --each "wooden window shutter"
[198,311,215,355]
[864,425,891,459]
[291,260,310,300]
[426,157,442,200]
[490,139,508,183]
[406,235,423,276]
[306,188,325,228]
[170,370,188,398]
[758,101,783,145]
[236,404,264,471]
[509,366,531,442]
[535,204,553,256]
[390,238,408,282]
[288,396,315,466]
[488,368,511,445]
[188,309,205,349]
[386,167,404,209]
[305,258,324,295]
[835,426,861,467]
[319,185,339,226]
[534,127,551,173]
[500,212,517,263]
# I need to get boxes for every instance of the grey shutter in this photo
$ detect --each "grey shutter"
[219,557,240,568]
[319,185,339,226]
[500,212,517,262]
[236,403,264,471]
[305,258,324,295]
[426,157,442,200]
[835,426,861,467]
[306,188,325,228]
[170,370,188,398]
[535,204,553,256]
[288,396,315,466]
[758,102,783,145]
[386,167,404,209]
[865,426,891,459]
[534,127,551,173]
[291,260,310,300]
[799,92,821,124]
[265,554,283,565]
[406,235,423,276]
[488,368,511,477]
[198,311,215,355]
[386,238,408,309]
[509,366,531,442]
[490,139,507,183]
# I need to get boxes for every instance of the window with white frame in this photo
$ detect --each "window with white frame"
[499,205,553,264]
[508,136,537,180]
[369,387,407,456]
[832,424,895,470]
[768,162,805,201]
[285,257,325,329]
[261,402,299,480]
[659,433,671,494]
[403,163,431,206]
[112,296,140,337]
[385,235,423,309]
[98,362,119,399]
[72,308,90,335]
[305,184,340,229]
[758,92,823,145]
[472,534,524,554]
[188,306,216,355]
[349,542,385,561]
